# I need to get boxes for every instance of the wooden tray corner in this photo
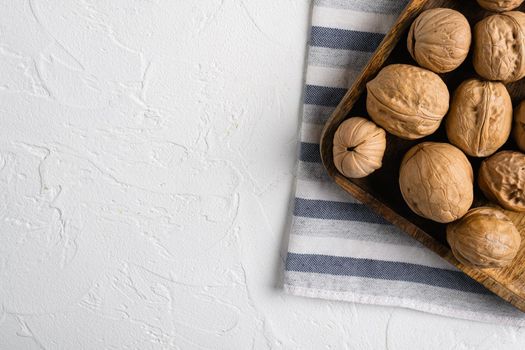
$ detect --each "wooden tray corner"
[320,0,525,312]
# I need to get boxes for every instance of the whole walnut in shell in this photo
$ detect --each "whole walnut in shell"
[479,151,525,212]
[408,8,471,73]
[333,117,386,178]
[447,207,521,268]
[513,101,525,152]
[446,79,512,157]
[399,142,473,223]
[366,64,449,140]
[477,0,524,12]
[473,12,525,83]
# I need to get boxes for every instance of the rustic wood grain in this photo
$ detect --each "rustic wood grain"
[320,0,525,312]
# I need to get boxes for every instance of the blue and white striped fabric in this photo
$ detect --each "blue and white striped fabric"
[283,0,525,325]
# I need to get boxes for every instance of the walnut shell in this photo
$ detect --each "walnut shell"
[513,100,525,152]
[446,79,512,157]
[333,117,386,178]
[477,0,524,12]
[479,151,525,212]
[366,64,449,140]
[447,207,521,268]
[473,12,525,83]
[407,8,471,73]
[399,142,473,223]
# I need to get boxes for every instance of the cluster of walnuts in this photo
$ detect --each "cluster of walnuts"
[333,2,525,268]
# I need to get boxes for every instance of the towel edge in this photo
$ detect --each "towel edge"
[283,284,525,327]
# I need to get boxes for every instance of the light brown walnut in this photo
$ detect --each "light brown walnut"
[408,8,471,73]
[513,100,525,152]
[473,12,525,83]
[333,117,386,178]
[366,64,449,140]
[399,142,473,223]
[479,151,525,212]
[477,0,524,12]
[447,207,521,268]
[446,79,512,157]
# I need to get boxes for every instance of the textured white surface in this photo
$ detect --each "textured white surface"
[1,0,525,349]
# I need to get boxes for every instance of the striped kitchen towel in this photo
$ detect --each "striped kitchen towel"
[283,0,525,325]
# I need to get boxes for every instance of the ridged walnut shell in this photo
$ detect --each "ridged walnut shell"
[513,101,525,152]
[479,151,525,212]
[446,79,512,157]
[477,0,524,12]
[366,64,449,140]
[447,207,521,268]
[333,117,386,178]
[473,12,525,83]
[407,8,471,73]
[399,142,473,223]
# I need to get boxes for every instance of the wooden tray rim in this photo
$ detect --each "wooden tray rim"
[319,0,525,311]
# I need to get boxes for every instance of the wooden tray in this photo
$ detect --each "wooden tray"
[320,0,525,312]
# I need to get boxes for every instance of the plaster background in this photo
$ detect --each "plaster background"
[1,0,525,348]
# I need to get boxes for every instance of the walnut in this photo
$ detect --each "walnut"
[473,12,525,83]
[399,142,473,223]
[513,101,525,152]
[479,151,525,212]
[477,0,524,12]
[333,117,387,178]
[446,79,512,157]
[407,8,471,73]
[447,207,521,268]
[366,64,449,140]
